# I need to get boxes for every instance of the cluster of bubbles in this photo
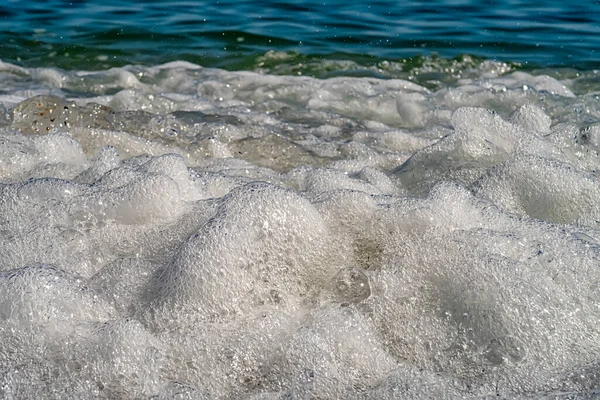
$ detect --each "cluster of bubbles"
[0,60,599,398]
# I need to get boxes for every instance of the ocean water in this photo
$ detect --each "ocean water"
[3,0,600,71]
[2,1,600,399]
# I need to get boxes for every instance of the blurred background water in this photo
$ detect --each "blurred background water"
[1,0,599,72]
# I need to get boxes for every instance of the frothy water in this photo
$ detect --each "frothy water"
[1,60,600,399]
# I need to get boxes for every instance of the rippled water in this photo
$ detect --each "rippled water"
[2,0,600,70]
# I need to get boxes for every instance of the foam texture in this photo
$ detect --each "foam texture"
[0,61,599,399]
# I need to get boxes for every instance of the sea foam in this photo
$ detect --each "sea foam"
[0,60,599,398]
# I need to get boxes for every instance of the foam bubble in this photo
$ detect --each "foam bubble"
[144,182,341,328]
[510,103,552,133]
[473,155,600,225]
[0,264,113,324]
[393,107,524,196]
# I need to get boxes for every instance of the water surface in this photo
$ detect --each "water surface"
[1,0,599,71]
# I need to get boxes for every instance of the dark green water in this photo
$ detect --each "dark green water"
[1,0,600,73]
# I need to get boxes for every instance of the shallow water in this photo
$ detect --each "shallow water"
[2,0,600,70]
[2,1,600,399]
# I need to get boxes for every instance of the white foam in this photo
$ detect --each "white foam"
[1,60,600,398]
[144,182,340,328]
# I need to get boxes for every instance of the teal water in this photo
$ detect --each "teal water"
[2,0,600,72]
